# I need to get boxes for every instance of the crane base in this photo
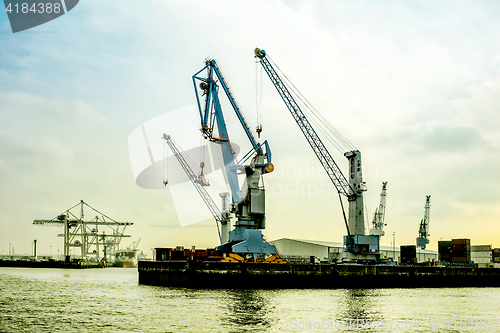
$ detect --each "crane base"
[216,229,276,259]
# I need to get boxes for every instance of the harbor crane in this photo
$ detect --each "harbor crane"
[163,134,231,244]
[370,182,388,237]
[255,48,379,255]
[33,200,132,260]
[416,195,431,249]
[192,58,276,257]
[124,237,141,251]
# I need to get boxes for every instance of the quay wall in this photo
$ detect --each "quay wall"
[138,260,500,289]
[0,259,106,269]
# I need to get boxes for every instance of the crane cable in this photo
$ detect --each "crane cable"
[363,193,370,233]
[255,61,263,137]
[170,137,227,195]
[163,139,168,186]
[267,55,357,153]
[200,134,207,176]
[279,61,356,152]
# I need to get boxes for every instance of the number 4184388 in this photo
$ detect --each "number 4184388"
[5,2,61,14]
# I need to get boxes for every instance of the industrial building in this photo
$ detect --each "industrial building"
[271,238,438,263]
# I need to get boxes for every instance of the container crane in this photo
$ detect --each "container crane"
[192,59,276,258]
[416,195,431,249]
[163,134,231,244]
[370,182,387,237]
[254,48,379,255]
[33,200,132,260]
[126,237,142,251]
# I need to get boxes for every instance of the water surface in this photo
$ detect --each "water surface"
[0,267,499,332]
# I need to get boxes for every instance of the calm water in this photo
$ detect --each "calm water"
[0,267,499,332]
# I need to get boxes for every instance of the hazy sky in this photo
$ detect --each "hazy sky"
[1,1,500,256]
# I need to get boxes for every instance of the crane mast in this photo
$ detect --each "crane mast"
[255,48,377,254]
[192,59,276,258]
[416,195,431,250]
[163,134,230,244]
[370,182,387,237]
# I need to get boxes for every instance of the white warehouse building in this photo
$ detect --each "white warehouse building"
[270,238,438,263]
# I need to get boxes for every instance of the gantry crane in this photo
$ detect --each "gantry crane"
[416,195,431,249]
[255,48,379,255]
[370,182,388,237]
[192,58,276,258]
[163,134,231,244]
[33,200,132,260]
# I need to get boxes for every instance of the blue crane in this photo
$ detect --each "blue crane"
[163,134,230,244]
[192,59,276,258]
[255,48,379,254]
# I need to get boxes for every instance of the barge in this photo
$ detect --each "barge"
[138,260,500,289]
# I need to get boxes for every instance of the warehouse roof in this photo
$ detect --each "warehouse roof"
[271,238,438,254]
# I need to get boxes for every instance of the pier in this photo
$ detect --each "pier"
[139,260,500,289]
[0,259,106,269]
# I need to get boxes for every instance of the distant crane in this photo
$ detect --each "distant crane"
[255,48,379,255]
[416,195,431,249]
[126,237,142,251]
[33,200,132,260]
[163,134,231,244]
[370,182,388,237]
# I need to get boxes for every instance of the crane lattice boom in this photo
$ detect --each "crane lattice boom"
[163,134,227,234]
[255,48,353,198]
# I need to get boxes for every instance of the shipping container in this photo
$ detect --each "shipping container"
[400,245,417,265]
[192,250,208,261]
[193,250,207,257]
[452,238,471,246]
[440,254,452,263]
[452,244,470,250]
[438,241,453,262]
[452,240,471,262]
[452,256,469,263]
[471,245,492,252]
[471,252,492,259]
[154,248,172,261]
[170,250,185,260]
[472,258,491,264]
[438,241,452,247]
[438,246,452,253]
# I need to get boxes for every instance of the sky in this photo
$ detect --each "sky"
[1,1,500,257]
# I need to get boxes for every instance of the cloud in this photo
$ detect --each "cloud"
[421,125,484,153]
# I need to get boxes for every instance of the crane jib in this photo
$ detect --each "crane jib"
[163,135,225,244]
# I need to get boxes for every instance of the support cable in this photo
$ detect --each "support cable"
[267,56,357,152]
